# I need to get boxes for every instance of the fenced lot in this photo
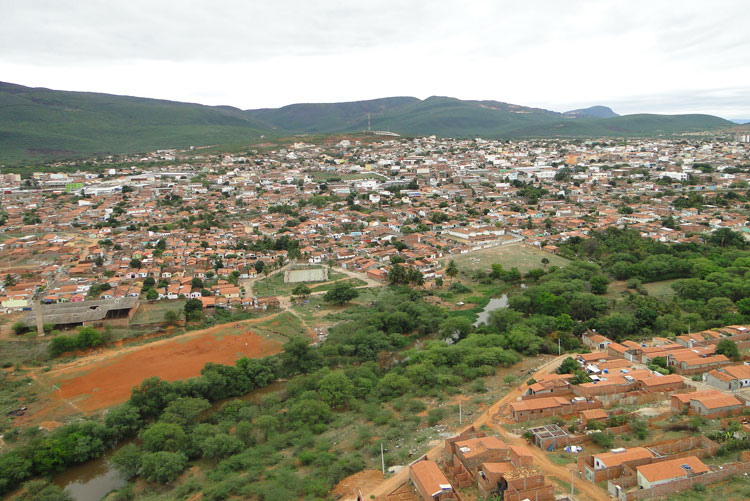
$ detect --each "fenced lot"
[443,243,569,273]
[129,300,186,325]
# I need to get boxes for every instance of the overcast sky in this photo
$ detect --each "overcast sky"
[2,0,749,118]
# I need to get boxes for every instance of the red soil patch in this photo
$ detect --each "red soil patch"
[332,469,384,500]
[42,330,281,413]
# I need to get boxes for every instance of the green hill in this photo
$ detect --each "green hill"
[0,82,268,164]
[0,81,736,165]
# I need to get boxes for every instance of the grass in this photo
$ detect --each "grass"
[250,311,308,343]
[548,452,576,465]
[252,269,364,297]
[310,278,367,292]
[666,474,750,500]
[444,243,569,274]
[643,279,678,298]
[0,338,51,367]
[130,300,186,325]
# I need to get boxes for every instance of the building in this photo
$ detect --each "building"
[671,390,744,417]
[583,332,613,351]
[592,447,655,470]
[635,456,709,489]
[704,364,750,391]
[409,459,459,501]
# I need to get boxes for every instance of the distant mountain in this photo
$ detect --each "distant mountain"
[0,81,268,165]
[730,119,750,125]
[0,81,737,165]
[563,105,619,119]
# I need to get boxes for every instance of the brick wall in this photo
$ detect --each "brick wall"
[621,461,750,500]
[513,400,603,422]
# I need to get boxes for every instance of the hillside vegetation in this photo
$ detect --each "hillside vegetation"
[0,81,735,165]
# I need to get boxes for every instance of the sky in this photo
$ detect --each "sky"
[1,0,749,119]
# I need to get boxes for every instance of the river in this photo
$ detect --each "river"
[51,381,286,500]
[472,294,508,327]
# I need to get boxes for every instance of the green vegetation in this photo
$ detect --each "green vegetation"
[48,326,104,357]
[3,229,750,498]
[0,82,734,165]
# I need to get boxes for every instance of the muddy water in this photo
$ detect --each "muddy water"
[473,294,508,327]
[52,441,130,501]
[50,381,286,500]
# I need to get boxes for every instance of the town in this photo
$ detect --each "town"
[2,133,750,501]
[2,134,749,316]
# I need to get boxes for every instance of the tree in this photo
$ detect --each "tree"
[14,480,72,501]
[140,451,187,484]
[435,277,443,288]
[282,337,323,374]
[129,258,142,268]
[557,357,580,374]
[737,297,750,316]
[589,276,609,295]
[323,282,359,306]
[191,277,203,289]
[145,288,158,301]
[141,422,189,453]
[292,284,311,300]
[555,313,574,332]
[111,443,142,480]
[256,415,280,442]
[716,339,740,360]
[317,370,354,408]
[164,310,179,326]
[4,274,14,287]
[105,403,142,437]
[406,267,424,287]
[201,433,243,460]
[387,264,407,285]
[254,260,265,275]
[445,260,458,282]
[439,317,472,341]
[184,298,203,321]
[11,322,28,335]
[160,397,211,427]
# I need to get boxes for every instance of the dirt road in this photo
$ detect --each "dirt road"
[362,354,609,501]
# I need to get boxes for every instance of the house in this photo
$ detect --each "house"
[583,332,613,351]
[579,409,608,429]
[638,374,686,392]
[592,447,655,470]
[671,390,744,417]
[689,392,743,417]
[635,455,709,489]
[409,459,459,501]
[523,373,572,397]
[704,364,750,391]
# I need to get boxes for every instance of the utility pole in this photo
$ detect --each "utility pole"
[558,337,561,356]
[459,401,462,425]
[381,442,385,476]
[570,468,574,501]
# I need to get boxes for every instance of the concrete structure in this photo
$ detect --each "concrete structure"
[22,297,139,329]
[409,459,459,501]
[284,266,328,283]
[636,456,709,489]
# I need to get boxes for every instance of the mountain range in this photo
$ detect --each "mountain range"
[0,81,736,165]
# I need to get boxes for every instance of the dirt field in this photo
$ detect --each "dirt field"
[31,320,284,415]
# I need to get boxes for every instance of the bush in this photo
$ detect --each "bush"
[591,431,615,448]
[140,451,187,484]
[48,326,104,357]
[427,408,447,426]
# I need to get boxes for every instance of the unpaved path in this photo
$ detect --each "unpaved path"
[361,354,609,501]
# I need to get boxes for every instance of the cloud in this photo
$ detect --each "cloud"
[1,0,748,116]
